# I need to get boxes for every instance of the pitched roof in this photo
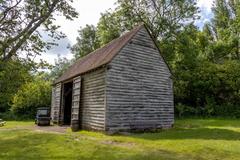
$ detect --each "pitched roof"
[54,24,144,84]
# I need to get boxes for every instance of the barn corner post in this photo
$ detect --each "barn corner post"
[71,76,81,131]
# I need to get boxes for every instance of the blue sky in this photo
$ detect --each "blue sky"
[37,0,214,64]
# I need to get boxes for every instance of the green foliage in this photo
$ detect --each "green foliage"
[172,7,240,117]
[97,11,122,46]
[71,0,199,62]
[71,25,100,59]
[0,60,32,112]
[214,104,240,118]
[175,103,240,118]
[0,111,32,120]
[48,55,74,81]
[174,60,240,117]
[116,0,199,40]
[0,0,78,62]
[175,103,197,117]
[11,78,51,118]
[204,0,240,61]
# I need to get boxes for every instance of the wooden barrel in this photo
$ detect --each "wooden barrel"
[71,120,79,132]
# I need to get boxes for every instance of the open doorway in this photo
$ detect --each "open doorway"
[63,81,73,125]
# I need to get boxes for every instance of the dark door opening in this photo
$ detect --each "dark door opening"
[63,81,73,125]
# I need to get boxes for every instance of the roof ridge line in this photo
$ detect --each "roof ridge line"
[95,24,145,67]
[54,24,145,84]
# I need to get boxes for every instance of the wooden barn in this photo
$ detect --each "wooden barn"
[51,24,174,132]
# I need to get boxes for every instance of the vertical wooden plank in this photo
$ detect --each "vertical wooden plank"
[51,83,62,124]
[50,87,55,122]
[58,84,64,125]
[104,67,107,131]
[71,76,81,131]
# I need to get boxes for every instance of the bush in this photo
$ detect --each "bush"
[0,111,32,120]
[11,80,51,118]
[214,104,240,118]
[174,60,240,118]
[175,103,197,117]
[175,103,240,118]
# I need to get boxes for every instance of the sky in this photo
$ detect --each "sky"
[38,0,215,65]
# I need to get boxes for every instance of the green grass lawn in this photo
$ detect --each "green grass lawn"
[0,119,240,160]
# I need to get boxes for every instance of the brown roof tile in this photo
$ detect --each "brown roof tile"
[54,24,144,84]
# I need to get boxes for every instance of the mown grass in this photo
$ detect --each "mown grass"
[0,120,33,128]
[0,118,240,160]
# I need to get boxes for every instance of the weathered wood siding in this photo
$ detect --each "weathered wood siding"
[71,76,81,126]
[80,67,106,131]
[50,87,55,122]
[59,84,64,125]
[106,27,174,131]
[51,83,62,124]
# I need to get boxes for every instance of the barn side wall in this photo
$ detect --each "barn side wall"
[105,27,174,132]
[80,67,106,131]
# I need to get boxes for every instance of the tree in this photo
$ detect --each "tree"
[48,55,73,80]
[71,25,100,59]
[172,24,202,105]
[116,0,199,41]
[11,77,52,117]
[70,0,199,63]
[203,0,240,61]
[0,60,32,112]
[0,0,78,62]
[96,11,123,46]
[95,0,199,62]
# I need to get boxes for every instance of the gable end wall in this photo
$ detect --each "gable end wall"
[105,27,174,131]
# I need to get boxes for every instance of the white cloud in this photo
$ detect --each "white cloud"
[35,52,73,65]
[55,0,117,44]
[197,0,214,12]
[38,0,117,64]
[196,0,215,29]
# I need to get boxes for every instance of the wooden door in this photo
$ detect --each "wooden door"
[51,83,62,124]
[71,76,81,129]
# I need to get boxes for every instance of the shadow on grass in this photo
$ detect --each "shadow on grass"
[175,118,240,128]
[0,130,201,160]
[129,127,240,141]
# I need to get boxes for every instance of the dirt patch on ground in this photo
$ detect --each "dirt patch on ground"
[0,125,69,134]
[33,125,69,134]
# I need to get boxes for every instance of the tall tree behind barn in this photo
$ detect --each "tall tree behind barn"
[51,24,174,132]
